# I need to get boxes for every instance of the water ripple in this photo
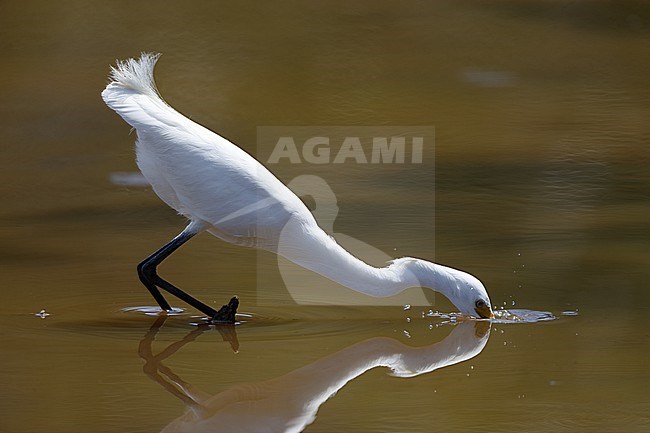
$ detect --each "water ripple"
[492,308,558,323]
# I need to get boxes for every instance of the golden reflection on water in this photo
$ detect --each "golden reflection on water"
[1,1,649,432]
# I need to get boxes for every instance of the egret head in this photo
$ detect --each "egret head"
[449,270,493,319]
[392,258,493,319]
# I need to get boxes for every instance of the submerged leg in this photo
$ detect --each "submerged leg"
[137,223,238,323]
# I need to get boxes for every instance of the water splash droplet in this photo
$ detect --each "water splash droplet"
[492,309,556,324]
[561,310,579,316]
[35,309,50,319]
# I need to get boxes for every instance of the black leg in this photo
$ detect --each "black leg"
[138,263,173,312]
[137,225,238,322]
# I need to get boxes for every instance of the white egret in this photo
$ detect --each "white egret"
[101,53,493,323]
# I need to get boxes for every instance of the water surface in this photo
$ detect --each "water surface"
[1,1,649,432]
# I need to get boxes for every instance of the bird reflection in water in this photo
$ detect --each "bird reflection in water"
[139,319,490,433]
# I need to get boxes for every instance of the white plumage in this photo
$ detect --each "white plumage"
[102,53,493,321]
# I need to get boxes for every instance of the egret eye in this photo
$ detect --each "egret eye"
[475,299,486,309]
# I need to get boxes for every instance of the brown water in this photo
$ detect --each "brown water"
[1,1,650,432]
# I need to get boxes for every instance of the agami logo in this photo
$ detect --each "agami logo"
[259,126,433,165]
[267,135,424,164]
